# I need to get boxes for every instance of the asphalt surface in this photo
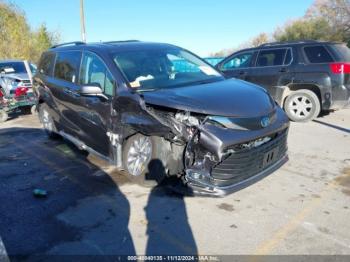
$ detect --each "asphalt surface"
[0,110,350,260]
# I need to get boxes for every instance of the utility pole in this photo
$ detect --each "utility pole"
[80,0,86,42]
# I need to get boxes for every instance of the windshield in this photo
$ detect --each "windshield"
[0,62,27,74]
[112,48,224,90]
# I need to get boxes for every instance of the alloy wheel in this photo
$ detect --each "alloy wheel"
[126,136,152,176]
[288,95,313,120]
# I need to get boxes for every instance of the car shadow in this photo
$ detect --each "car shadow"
[313,119,350,134]
[0,127,199,259]
[0,127,136,260]
[144,160,198,255]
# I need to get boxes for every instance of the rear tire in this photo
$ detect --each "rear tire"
[0,110,8,123]
[122,134,167,187]
[38,104,60,139]
[284,89,321,122]
[21,106,32,115]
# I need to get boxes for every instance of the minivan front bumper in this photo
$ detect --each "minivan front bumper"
[183,109,289,197]
[186,153,288,197]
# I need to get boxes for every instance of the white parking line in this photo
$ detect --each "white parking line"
[0,236,10,262]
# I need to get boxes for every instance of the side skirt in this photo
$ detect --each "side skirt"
[58,131,121,167]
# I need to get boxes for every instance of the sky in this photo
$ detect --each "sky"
[13,0,314,56]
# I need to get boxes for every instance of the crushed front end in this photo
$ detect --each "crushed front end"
[160,106,290,197]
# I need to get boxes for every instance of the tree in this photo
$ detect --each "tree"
[250,33,270,47]
[306,0,350,45]
[273,17,335,42]
[209,33,270,57]
[30,24,60,62]
[0,1,59,62]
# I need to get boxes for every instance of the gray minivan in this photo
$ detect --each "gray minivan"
[34,41,289,196]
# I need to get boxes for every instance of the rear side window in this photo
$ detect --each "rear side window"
[54,51,82,83]
[38,52,56,76]
[256,49,287,67]
[329,44,350,61]
[304,45,334,63]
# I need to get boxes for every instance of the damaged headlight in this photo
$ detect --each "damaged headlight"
[175,112,200,126]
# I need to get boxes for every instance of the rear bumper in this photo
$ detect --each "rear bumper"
[330,85,350,110]
[186,153,288,197]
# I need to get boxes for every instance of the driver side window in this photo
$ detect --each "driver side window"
[221,52,254,70]
[79,52,114,96]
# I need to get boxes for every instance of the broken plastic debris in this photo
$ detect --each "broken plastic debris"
[33,189,47,198]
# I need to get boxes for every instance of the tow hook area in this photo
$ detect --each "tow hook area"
[185,169,212,187]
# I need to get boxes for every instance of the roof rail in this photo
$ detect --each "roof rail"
[103,40,140,44]
[259,40,319,47]
[50,41,86,49]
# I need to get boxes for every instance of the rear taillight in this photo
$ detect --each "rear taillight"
[0,90,3,98]
[14,86,28,97]
[329,63,350,74]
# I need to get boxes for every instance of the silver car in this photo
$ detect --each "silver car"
[0,60,37,121]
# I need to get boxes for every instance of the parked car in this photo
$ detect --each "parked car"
[0,60,37,122]
[216,40,350,122]
[34,41,289,196]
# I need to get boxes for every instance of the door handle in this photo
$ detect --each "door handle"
[239,71,247,76]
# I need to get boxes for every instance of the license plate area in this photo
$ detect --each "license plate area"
[262,147,279,168]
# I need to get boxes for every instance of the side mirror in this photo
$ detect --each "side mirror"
[80,84,108,100]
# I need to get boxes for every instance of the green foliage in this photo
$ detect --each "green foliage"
[0,1,59,63]
[250,33,270,47]
[306,0,350,46]
[274,18,337,42]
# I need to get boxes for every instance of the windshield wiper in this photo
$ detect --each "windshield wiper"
[192,78,221,85]
[166,77,223,89]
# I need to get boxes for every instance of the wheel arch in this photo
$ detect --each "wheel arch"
[282,84,322,108]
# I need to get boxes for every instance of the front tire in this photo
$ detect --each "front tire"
[284,89,321,122]
[38,104,60,139]
[122,134,166,186]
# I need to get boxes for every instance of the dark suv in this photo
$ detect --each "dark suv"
[34,41,289,196]
[216,40,350,122]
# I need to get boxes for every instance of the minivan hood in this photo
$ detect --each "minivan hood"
[141,79,276,117]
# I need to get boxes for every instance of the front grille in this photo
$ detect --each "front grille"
[211,129,288,186]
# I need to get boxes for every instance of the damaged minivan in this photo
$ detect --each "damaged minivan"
[34,41,289,196]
